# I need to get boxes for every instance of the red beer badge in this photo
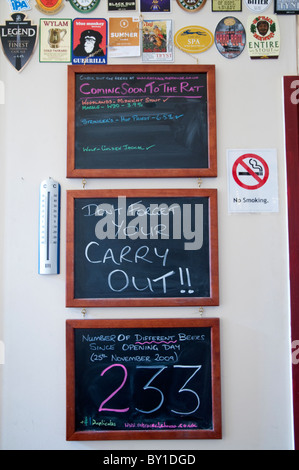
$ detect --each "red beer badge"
[72,18,107,64]
[35,0,64,14]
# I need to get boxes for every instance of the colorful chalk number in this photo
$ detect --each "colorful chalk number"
[66,318,222,440]
[98,364,130,413]
[98,363,202,416]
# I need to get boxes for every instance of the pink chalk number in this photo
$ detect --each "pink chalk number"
[98,364,129,413]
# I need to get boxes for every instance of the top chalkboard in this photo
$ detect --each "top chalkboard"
[67,64,217,178]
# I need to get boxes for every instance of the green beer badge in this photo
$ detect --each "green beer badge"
[176,0,207,11]
[68,0,101,12]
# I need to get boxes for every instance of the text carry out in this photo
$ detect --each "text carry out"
[227,148,279,213]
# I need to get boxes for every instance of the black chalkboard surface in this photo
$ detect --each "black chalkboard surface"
[67,64,217,178]
[66,318,221,440]
[66,189,219,307]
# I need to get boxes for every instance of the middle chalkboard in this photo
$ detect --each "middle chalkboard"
[66,188,218,308]
[67,64,217,178]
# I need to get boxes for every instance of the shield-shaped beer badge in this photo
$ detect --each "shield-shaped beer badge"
[0,13,38,72]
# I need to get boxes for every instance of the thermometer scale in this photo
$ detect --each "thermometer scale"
[38,177,61,275]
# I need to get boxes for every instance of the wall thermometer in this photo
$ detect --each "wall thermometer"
[38,177,61,275]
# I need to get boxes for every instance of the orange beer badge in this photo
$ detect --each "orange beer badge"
[109,17,140,57]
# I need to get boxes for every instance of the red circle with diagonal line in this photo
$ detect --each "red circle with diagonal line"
[232,153,269,190]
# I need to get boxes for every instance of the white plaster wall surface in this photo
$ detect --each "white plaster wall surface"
[0,0,296,450]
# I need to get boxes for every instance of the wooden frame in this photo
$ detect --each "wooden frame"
[66,188,219,308]
[66,317,222,441]
[283,76,299,450]
[67,64,217,178]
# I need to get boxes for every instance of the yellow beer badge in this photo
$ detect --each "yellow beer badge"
[174,25,213,54]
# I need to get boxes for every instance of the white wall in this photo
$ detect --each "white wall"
[0,0,296,450]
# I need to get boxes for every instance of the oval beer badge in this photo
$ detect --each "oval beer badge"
[215,17,245,59]
[176,0,207,11]
[174,25,213,54]
[35,0,64,14]
[68,0,101,11]
[247,14,280,59]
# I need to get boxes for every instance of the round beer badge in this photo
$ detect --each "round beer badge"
[35,0,64,13]
[68,0,101,12]
[215,17,245,59]
[176,0,207,12]
[244,0,272,12]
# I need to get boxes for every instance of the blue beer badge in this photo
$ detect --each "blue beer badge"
[0,13,37,72]
[214,17,245,59]
[7,0,31,12]
[7,0,31,11]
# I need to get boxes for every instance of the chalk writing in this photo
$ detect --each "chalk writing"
[70,68,212,174]
[84,197,203,250]
[71,193,213,303]
[80,113,184,126]
[67,318,221,439]
[99,364,130,413]
[82,144,156,153]
[72,323,215,434]
[80,197,203,297]
[79,80,203,97]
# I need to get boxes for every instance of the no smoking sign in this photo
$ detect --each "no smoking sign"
[227,149,279,213]
[232,154,269,190]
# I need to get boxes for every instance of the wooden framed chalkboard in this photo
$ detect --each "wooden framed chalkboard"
[66,317,222,441]
[66,188,219,307]
[67,64,217,178]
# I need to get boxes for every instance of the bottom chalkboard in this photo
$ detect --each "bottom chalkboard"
[66,318,221,440]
